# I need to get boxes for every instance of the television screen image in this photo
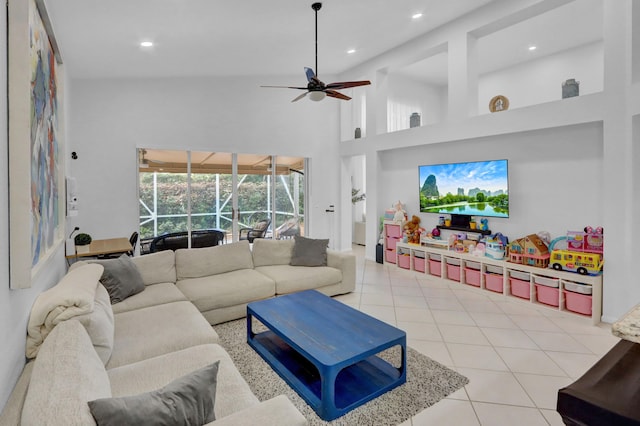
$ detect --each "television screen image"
[419,159,509,218]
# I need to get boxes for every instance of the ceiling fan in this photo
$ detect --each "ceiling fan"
[261,2,371,102]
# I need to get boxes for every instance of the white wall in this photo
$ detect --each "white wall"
[66,77,343,245]
[377,123,603,239]
[0,5,68,410]
[479,41,604,113]
[387,75,447,131]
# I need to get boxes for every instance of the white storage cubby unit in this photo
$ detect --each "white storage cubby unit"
[383,220,404,264]
[394,242,603,324]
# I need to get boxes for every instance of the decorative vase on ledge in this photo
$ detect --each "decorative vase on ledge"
[410,112,421,128]
[562,78,580,98]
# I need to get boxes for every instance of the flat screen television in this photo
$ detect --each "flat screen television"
[419,159,509,226]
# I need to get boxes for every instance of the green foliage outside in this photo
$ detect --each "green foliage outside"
[420,192,508,214]
[139,172,304,239]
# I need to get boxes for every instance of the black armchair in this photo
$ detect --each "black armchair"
[239,219,271,243]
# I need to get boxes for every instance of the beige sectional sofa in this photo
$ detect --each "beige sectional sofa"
[0,238,355,425]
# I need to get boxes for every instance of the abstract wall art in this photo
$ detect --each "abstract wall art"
[8,0,64,289]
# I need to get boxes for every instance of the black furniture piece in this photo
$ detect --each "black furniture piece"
[126,231,138,256]
[239,219,271,243]
[557,338,640,426]
[148,229,225,253]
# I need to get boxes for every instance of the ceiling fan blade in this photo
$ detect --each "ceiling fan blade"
[261,85,308,90]
[291,92,309,102]
[325,80,371,90]
[304,67,316,82]
[325,90,352,101]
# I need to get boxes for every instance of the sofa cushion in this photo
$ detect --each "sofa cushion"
[108,344,259,420]
[112,282,187,314]
[131,250,177,285]
[175,241,254,280]
[107,301,219,369]
[91,254,145,304]
[290,235,329,266]
[256,265,342,295]
[176,269,275,313]
[89,361,219,426]
[79,284,116,365]
[252,238,294,267]
[21,320,112,426]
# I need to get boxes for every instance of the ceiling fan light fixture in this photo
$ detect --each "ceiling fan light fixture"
[309,91,326,102]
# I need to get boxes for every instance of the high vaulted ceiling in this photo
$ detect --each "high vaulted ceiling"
[45,0,493,79]
[45,0,603,85]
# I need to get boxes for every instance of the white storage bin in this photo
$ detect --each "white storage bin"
[563,280,593,295]
[509,270,530,281]
[429,253,441,261]
[486,264,503,275]
[445,258,461,266]
[465,260,481,270]
[533,275,559,288]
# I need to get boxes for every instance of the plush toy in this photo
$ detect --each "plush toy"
[480,218,489,231]
[403,215,423,244]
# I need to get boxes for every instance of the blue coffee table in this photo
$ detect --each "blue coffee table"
[247,290,406,421]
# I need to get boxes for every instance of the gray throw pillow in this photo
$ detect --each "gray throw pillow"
[88,361,219,426]
[290,235,329,267]
[92,254,145,304]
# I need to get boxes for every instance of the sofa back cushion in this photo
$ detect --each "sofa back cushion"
[175,241,254,280]
[21,320,111,426]
[252,238,294,267]
[131,250,177,285]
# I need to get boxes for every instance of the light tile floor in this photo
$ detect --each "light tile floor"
[333,246,617,426]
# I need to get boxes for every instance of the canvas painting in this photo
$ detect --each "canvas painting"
[30,1,60,266]
[8,0,64,288]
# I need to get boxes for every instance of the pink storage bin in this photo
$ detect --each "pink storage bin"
[385,250,396,264]
[484,273,503,293]
[535,284,559,307]
[398,254,410,269]
[414,257,426,272]
[509,278,530,299]
[385,224,402,238]
[429,259,441,276]
[465,268,481,287]
[446,264,461,282]
[386,237,398,250]
[563,290,592,315]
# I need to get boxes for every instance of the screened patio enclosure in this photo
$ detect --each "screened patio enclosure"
[138,149,306,249]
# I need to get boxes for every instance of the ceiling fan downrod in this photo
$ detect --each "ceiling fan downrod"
[312,2,322,77]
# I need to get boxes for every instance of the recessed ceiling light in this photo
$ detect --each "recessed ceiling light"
[412,13,423,19]
[140,41,153,48]
[347,49,356,54]
[528,45,537,51]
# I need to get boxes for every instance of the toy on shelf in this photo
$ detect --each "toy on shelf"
[482,232,508,260]
[566,226,604,254]
[393,200,407,222]
[403,215,424,244]
[508,233,550,268]
[547,226,604,275]
[480,218,489,231]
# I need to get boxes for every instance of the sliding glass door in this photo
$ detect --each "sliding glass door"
[138,149,306,251]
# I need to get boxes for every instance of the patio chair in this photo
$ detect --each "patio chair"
[239,219,271,243]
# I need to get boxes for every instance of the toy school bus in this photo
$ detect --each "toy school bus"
[550,249,604,276]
